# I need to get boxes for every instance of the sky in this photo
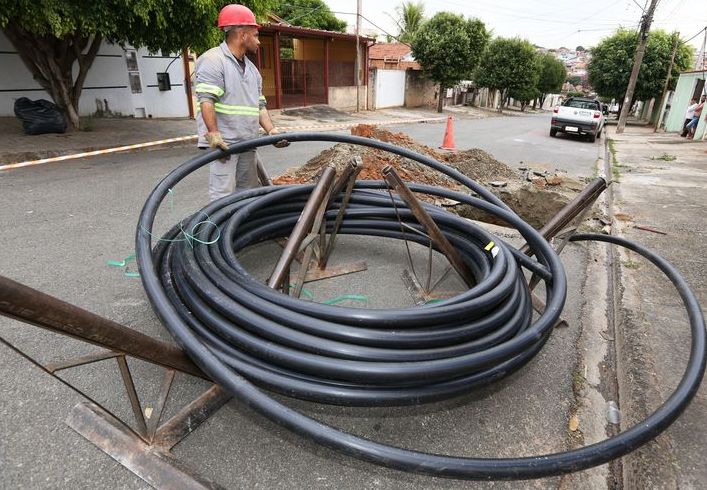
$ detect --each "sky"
[325,0,707,53]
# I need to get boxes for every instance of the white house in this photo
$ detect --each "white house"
[0,31,191,119]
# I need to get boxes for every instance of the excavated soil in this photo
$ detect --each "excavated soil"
[274,125,592,229]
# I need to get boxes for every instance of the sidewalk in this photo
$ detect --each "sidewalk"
[0,106,448,167]
[606,126,706,488]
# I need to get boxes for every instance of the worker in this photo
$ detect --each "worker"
[194,4,287,202]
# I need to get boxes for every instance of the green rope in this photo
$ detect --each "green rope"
[321,294,368,305]
[139,188,221,247]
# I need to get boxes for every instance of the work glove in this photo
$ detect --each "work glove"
[206,131,230,162]
[268,128,290,148]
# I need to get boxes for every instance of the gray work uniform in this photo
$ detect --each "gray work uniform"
[194,42,267,201]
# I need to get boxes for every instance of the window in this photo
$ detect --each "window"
[124,49,142,94]
[565,99,598,110]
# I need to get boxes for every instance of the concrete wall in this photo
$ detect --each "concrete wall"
[328,86,367,110]
[0,31,189,119]
[404,70,437,108]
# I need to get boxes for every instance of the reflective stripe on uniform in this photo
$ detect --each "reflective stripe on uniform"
[194,83,225,97]
[214,102,259,115]
[196,102,259,116]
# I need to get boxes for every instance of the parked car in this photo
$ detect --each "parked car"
[550,97,607,142]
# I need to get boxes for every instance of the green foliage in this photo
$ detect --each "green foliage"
[475,37,540,97]
[273,0,346,32]
[0,0,275,127]
[411,12,489,88]
[537,53,566,95]
[576,45,585,52]
[567,75,582,86]
[0,0,275,54]
[394,1,425,44]
[588,29,693,103]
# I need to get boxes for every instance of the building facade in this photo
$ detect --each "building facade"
[0,31,191,119]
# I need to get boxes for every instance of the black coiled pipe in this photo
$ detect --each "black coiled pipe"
[137,133,705,480]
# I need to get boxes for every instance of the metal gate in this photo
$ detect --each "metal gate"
[374,69,406,109]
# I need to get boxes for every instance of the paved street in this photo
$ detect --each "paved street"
[383,113,603,177]
[0,116,606,488]
[6,116,702,490]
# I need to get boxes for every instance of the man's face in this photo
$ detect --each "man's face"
[241,27,260,54]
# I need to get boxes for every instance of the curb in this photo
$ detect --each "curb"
[0,117,445,172]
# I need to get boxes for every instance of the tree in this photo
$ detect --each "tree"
[393,1,425,44]
[576,46,585,52]
[474,37,540,112]
[0,1,274,129]
[274,0,346,32]
[567,75,582,86]
[510,85,540,112]
[588,29,693,110]
[536,53,566,107]
[411,12,489,112]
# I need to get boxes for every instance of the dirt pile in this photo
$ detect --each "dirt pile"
[274,124,519,190]
[273,125,593,229]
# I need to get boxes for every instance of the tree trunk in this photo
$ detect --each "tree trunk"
[3,26,102,130]
[497,89,504,112]
[520,101,526,112]
[437,84,445,113]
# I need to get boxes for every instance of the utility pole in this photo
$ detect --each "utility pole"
[616,0,660,133]
[355,0,362,112]
[654,32,679,133]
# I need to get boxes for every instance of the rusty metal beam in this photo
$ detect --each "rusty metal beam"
[303,261,368,283]
[268,165,336,290]
[256,154,272,186]
[0,274,207,380]
[44,351,121,373]
[152,385,231,450]
[67,402,223,490]
[382,166,475,287]
[521,177,607,255]
[320,157,363,269]
[147,369,177,441]
[117,355,149,440]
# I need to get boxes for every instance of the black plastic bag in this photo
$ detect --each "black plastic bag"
[14,97,67,135]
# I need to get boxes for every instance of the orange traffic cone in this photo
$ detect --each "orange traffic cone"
[440,116,457,151]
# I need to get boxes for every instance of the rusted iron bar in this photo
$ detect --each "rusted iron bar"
[67,402,222,489]
[292,182,335,298]
[382,166,475,287]
[521,177,607,255]
[0,275,207,379]
[117,355,150,440]
[268,165,337,290]
[147,369,177,441]
[320,157,363,269]
[44,351,121,373]
[152,385,231,450]
[256,154,272,186]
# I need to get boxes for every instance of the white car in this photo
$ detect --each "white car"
[550,97,607,142]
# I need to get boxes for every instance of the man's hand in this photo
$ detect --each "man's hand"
[206,131,230,161]
[268,128,290,148]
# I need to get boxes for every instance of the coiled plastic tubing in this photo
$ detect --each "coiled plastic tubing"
[136,133,705,480]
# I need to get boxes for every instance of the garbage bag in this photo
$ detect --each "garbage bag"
[13,97,67,135]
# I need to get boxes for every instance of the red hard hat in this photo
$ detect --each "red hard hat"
[218,4,259,28]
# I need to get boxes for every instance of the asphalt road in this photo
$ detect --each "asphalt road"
[0,115,597,488]
[381,113,603,177]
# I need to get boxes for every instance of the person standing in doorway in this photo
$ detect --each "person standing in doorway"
[681,98,697,137]
[686,95,705,140]
[195,4,286,202]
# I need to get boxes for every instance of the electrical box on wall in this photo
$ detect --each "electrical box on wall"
[157,72,171,91]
